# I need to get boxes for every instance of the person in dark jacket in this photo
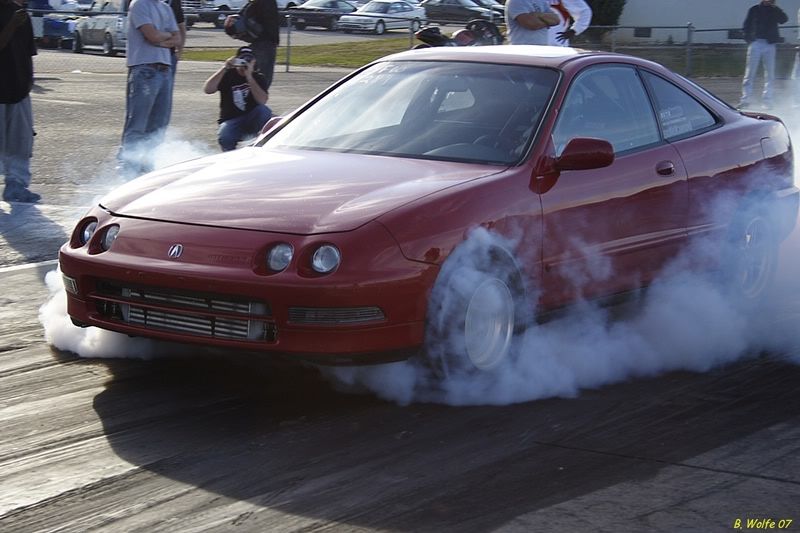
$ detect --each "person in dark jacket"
[0,0,39,203]
[740,0,788,109]
[224,0,279,90]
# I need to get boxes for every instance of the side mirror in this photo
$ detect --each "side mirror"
[556,137,614,171]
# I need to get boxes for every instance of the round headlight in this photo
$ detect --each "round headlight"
[80,221,97,245]
[101,225,120,251]
[267,243,294,271]
[311,244,341,274]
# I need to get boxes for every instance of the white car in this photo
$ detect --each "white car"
[338,0,425,34]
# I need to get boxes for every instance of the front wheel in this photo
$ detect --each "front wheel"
[410,18,421,32]
[425,249,526,378]
[294,21,307,30]
[374,20,385,35]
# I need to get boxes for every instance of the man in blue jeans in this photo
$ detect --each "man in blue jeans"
[203,46,272,151]
[118,0,180,177]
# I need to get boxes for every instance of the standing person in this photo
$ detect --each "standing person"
[504,0,559,46]
[740,0,788,109]
[118,0,180,177]
[0,0,39,203]
[547,0,592,47]
[225,0,280,90]
[203,46,272,152]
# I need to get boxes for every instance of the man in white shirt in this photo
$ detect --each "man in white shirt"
[505,0,559,45]
[547,0,592,47]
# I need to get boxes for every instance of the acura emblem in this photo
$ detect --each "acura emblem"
[167,244,184,259]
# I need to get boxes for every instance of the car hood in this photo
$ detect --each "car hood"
[101,147,501,234]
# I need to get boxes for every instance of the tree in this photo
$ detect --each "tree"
[583,0,627,43]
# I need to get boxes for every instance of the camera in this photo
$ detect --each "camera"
[232,57,248,67]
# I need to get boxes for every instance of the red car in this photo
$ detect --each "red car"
[59,46,798,375]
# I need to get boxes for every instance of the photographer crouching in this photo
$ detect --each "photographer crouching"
[203,46,272,152]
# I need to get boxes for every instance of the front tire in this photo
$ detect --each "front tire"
[294,21,307,30]
[425,247,526,377]
[374,20,385,35]
[410,18,421,32]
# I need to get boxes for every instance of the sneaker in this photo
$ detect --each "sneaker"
[2,183,41,203]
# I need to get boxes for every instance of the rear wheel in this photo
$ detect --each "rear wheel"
[327,17,338,30]
[410,18,421,31]
[721,202,778,308]
[294,21,307,30]
[102,33,116,56]
[374,20,385,34]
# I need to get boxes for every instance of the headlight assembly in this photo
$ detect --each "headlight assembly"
[80,220,98,245]
[311,244,341,274]
[267,243,294,271]
[100,225,120,251]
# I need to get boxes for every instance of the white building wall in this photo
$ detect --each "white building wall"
[612,0,800,43]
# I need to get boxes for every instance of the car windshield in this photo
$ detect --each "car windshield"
[303,0,331,7]
[263,60,558,165]
[360,1,390,12]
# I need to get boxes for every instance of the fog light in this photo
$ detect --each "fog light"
[62,275,78,295]
[311,244,341,274]
[267,243,293,271]
[101,225,120,251]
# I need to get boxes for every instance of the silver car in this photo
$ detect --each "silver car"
[72,0,128,56]
[338,0,426,34]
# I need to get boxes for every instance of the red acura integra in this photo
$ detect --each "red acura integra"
[60,46,798,375]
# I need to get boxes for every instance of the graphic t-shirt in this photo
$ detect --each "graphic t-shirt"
[217,68,268,123]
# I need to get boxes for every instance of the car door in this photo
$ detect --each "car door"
[84,0,104,44]
[387,2,405,29]
[539,64,689,308]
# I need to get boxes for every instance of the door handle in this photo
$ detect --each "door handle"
[656,161,675,176]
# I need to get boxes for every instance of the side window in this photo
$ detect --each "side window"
[552,65,660,155]
[642,71,717,140]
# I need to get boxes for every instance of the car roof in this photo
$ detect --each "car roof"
[379,45,650,71]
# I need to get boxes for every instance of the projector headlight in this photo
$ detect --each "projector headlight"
[80,220,98,245]
[311,244,341,274]
[101,225,120,251]
[267,243,293,271]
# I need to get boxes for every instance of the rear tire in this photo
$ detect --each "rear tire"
[721,202,778,308]
[374,20,385,34]
[294,21,307,30]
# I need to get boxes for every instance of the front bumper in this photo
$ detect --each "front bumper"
[59,212,438,364]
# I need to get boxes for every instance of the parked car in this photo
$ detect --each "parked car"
[338,0,426,34]
[470,0,502,17]
[421,0,495,24]
[290,0,357,30]
[59,46,798,378]
[72,0,128,56]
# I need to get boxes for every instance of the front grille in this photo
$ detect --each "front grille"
[288,306,385,325]
[93,281,276,342]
